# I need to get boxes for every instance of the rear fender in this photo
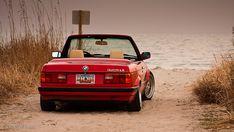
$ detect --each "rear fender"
[133,76,141,87]
[145,70,150,81]
[140,70,151,93]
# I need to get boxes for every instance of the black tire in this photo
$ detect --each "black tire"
[127,90,142,112]
[40,97,56,111]
[142,72,155,100]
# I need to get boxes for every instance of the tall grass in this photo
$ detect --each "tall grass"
[0,0,63,102]
[193,53,234,117]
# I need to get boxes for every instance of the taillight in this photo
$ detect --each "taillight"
[104,73,132,84]
[41,73,67,83]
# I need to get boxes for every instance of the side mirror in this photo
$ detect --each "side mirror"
[52,51,61,58]
[141,52,151,60]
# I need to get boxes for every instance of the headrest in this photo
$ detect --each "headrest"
[110,50,124,59]
[69,50,84,58]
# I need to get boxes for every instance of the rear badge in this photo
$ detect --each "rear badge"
[107,69,125,72]
[82,65,89,72]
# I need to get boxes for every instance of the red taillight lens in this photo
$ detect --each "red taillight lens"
[41,73,46,83]
[41,73,67,83]
[104,73,132,84]
[122,73,132,84]
[105,73,119,84]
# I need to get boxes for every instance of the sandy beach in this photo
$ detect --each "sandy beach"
[1,68,224,132]
[0,0,234,131]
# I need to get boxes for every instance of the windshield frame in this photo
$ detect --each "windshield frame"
[61,35,142,61]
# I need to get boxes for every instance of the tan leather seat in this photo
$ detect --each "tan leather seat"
[69,50,84,58]
[110,50,124,59]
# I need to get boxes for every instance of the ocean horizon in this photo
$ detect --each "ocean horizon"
[132,33,234,70]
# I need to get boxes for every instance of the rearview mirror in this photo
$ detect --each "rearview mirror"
[95,40,108,45]
[141,52,151,60]
[52,51,61,58]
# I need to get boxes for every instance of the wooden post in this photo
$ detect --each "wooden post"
[79,10,82,35]
[78,10,82,49]
[72,10,90,49]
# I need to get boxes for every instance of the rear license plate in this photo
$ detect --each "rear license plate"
[76,74,95,84]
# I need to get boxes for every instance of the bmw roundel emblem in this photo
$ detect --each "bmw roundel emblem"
[82,65,89,72]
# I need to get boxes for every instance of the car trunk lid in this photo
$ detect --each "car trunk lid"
[43,58,131,73]
[41,58,134,87]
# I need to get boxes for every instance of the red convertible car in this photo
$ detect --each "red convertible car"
[38,34,155,111]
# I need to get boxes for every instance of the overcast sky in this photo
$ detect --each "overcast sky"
[0,0,234,34]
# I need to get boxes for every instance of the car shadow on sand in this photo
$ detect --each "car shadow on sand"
[51,101,132,113]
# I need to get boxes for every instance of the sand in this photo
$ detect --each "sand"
[0,69,218,132]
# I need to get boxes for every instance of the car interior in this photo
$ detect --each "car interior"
[68,49,124,59]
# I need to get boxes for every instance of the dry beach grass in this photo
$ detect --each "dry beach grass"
[0,36,57,101]
[193,53,234,118]
[0,0,61,102]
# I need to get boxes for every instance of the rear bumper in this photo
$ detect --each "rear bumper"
[38,87,138,102]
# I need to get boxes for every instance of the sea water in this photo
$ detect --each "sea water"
[132,33,234,70]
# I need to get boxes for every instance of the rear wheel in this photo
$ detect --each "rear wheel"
[143,72,155,100]
[40,97,56,111]
[127,90,142,111]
